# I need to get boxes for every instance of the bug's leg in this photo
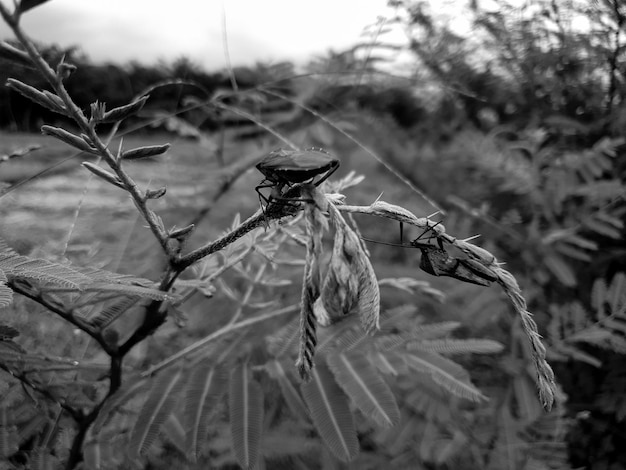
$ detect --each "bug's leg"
[312,160,340,187]
[255,181,281,227]
[415,220,444,245]
[255,180,277,204]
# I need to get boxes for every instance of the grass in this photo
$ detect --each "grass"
[1,131,258,255]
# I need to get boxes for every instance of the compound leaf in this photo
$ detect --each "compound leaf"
[128,368,187,457]
[185,363,227,461]
[301,363,358,462]
[327,351,400,428]
[229,363,264,470]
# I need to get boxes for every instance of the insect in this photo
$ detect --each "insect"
[255,148,340,206]
[410,241,498,286]
[364,224,498,287]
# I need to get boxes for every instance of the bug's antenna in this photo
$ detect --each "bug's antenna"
[361,236,413,248]
[415,220,443,242]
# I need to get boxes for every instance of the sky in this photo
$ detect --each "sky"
[0,0,405,71]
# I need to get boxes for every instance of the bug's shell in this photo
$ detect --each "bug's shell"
[415,244,495,287]
[256,148,339,185]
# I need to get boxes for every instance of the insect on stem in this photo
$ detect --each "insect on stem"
[254,148,340,213]
[363,222,497,287]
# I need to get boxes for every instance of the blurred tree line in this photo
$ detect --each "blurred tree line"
[0,44,298,132]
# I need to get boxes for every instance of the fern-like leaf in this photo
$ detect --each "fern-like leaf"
[88,297,142,330]
[607,272,626,315]
[30,447,59,470]
[326,351,400,428]
[543,253,576,286]
[487,405,524,470]
[405,351,487,402]
[77,266,174,300]
[409,338,504,355]
[229,363,264,470]
[513,374,543,423]
[162,413,187,455]
[0,407,18,458]
[18,412,48,443]
[80,283,171,300]
[0,270,12,308]
[370,350,408,376]
[261,423,318,458]
[316,314,362,353]
[266,317,299,357]
[128,368,187,457]
[265,360,309,422]
[0,239,90,289]
[300,363,359,462]
[82,440,102,470]
[376,321,462,351]
[185,363,227,461]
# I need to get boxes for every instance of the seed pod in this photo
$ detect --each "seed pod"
[100,95,149,123]
[0,41,31,66]
[41,126,97,153]
[80,133,96,148]
[145,186,167,199]
[168,224,194,241]
[121,144,170,160]
[90,101,106,122]
[42,91,65,110]
[56,61,77,81]
[82,162,125,189]
[6,79,66,114]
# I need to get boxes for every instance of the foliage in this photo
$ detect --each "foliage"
[2,0,625,468]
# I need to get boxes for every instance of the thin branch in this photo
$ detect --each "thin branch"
[175,191,302,271]
[8,281,114,354]
[0,5,175,259]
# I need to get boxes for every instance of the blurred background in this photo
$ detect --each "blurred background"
[1,0,626,468]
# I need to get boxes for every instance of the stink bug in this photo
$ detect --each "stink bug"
[410,241,498,286]
[255,148,340,205]
[363,223,498,287]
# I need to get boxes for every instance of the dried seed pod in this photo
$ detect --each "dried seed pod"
[42,125,97,153]
[145,186,167,199]
[320,204,380,333]
[0,41,31,66]
[100,95,149,123]
[90,101,106,122]
[6,79,66,114]
[81,162,124,189]
[168,224,194,241]
[56,61,77,80]
[121,144,171,160]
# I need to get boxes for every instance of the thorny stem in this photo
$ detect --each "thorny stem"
[0,4,174,259]
[175,191,302,271]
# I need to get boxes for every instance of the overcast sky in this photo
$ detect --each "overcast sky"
[0,0,404,71]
